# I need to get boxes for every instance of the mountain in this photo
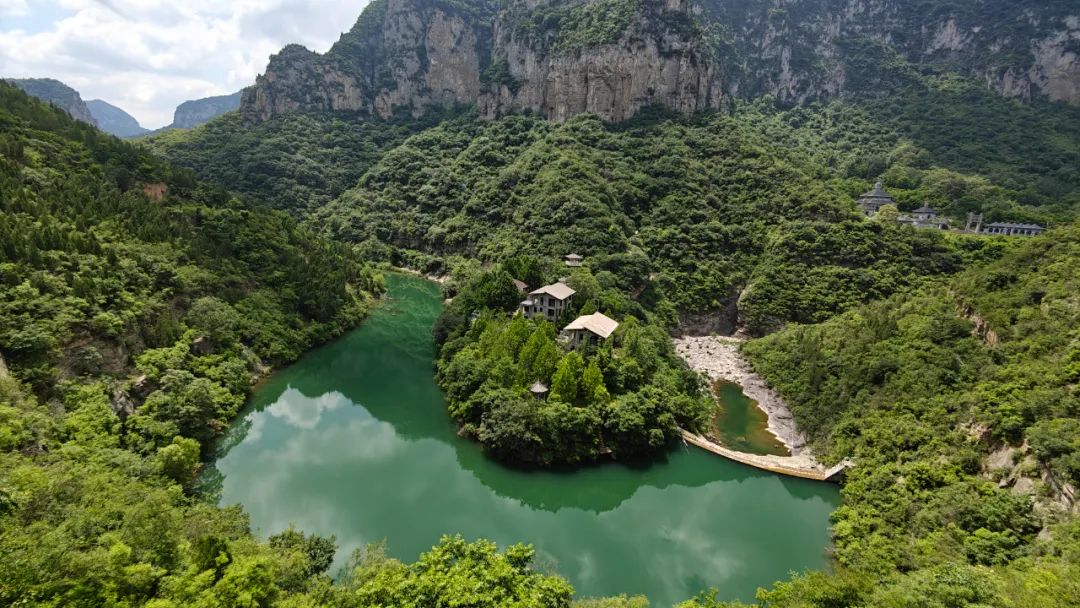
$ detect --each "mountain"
[4,77,97,126]
[139,91,243,135]
[170,91,241,129]
[86,99,148,137]
[6,79,238,137]
[8,3,1080,606]
[240,0,1080,124]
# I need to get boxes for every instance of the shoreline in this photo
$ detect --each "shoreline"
[390,265,450,285]
[674,335,810,456]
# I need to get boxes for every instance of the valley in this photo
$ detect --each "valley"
[2,0,1080,606]
[206,274,838,606]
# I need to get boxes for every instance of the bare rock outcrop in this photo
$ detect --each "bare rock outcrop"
[240,0,1080,125]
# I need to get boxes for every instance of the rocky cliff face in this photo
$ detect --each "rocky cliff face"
[6,78,98,126]
[241,0,1080,124]
[479,0,722,121]
[172,91,242,129]
[242,0,489,122]
[698,1,1080,106]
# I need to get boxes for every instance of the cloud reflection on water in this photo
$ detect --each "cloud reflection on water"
[216,386,837,606]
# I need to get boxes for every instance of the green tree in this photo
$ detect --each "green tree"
[582,359,609,405]
[269,526,337,578]
[155,436,202,487]
[186,297,243,346]
[349,536,574,608]
[551,352,585,405]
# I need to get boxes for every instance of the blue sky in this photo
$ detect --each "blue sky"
[1,0,370,128]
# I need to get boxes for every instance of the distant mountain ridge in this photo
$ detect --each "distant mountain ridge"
[141,91,243,135]
[86,99,149,137]
[5,78,97,126]
[240,0,1080,125]
[171,91,242,129]
[6,77,242,137]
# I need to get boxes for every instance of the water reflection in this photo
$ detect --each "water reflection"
[207,275,839,606]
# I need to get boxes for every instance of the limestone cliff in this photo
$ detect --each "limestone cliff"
[242,0,491,122]
[478,0,723,121]
[697,1,1080,106]
[241,0,1080,124]
[171,92,242,129]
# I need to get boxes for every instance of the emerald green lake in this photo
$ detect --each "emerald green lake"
[712,381,790,457]
[205,274,839,606]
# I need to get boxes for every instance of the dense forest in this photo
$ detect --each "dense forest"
[151,72,1080,335]
[712,223,1080,607]
[0,81,654,608]
[434,259,712,465]
[6,2,1080,600]
[141,110,446,214]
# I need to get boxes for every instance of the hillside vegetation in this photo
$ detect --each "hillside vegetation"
[718,223,1080,607]
[434,259,713,465]
[0,82,391,606]
[0,80,653,608]
[141,110,437,214]
[151,73,1080,334]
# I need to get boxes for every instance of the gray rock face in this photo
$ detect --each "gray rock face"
[697,0,1080,106]
[171,91,242,129]
[479,0,722,121]
[86,99,148,137]
[6,78,98,126]
[243,0,488,122]
[241,0,1080,125]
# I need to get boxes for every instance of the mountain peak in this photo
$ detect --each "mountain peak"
[5,77,98,126]
[171,91,242,129]
[86,99,148,137]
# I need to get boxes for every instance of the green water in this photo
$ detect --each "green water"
[712,381,791,457]
[205,274,839,606]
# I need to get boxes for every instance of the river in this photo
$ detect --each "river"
[203,274,839,606]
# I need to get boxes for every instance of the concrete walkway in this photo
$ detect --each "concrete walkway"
[680,429,850,483]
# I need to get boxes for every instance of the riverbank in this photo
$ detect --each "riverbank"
[674,336,809,455]
[391,266,450,285]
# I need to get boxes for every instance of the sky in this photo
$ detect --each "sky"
[0,0,370,128]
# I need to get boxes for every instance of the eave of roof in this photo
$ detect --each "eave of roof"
[564,313,619,339]
[529,282,576,300]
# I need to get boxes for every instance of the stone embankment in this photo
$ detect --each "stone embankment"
[674,335,851,482]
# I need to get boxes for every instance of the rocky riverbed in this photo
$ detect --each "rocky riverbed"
[674,336,810,455]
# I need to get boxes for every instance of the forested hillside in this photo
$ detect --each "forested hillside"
[0,82,390,605]
[0,80,655,608]
[716,223,1080,607]
[142,110,443,213]
[150,69,1080,334]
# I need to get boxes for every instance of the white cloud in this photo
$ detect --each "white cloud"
[0,0,368,128]
[0,0,30,17]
